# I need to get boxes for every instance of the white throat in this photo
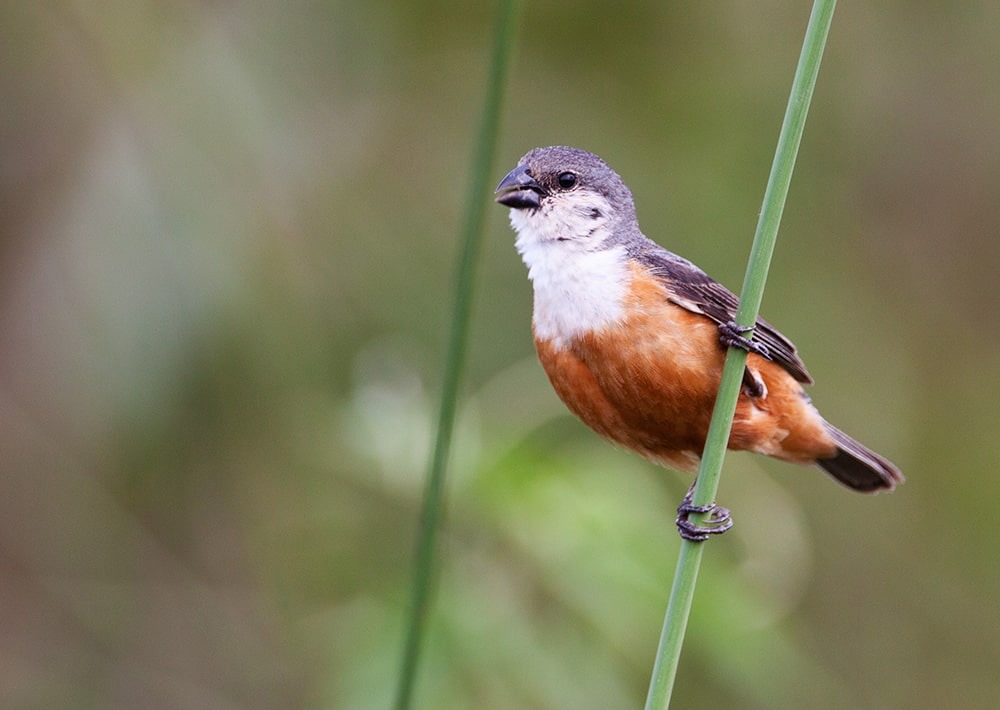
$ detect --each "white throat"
[510,203,630,348]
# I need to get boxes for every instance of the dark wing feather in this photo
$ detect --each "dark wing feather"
[635,247,813,384]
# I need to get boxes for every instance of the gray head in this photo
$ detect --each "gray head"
[495,146,639,250]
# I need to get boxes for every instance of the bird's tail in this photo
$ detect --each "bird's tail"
[816,422,903,493]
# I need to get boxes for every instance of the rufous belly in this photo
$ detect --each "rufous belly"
[533,263,836,471]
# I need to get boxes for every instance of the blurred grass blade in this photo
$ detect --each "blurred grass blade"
[644,1,838,707]
[393,2,522,708]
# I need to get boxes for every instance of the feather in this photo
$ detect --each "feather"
[632,245,813,384]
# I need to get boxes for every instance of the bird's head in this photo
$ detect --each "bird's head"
[495,146,638,251]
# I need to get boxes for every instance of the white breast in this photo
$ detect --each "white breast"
[513,214,631,348]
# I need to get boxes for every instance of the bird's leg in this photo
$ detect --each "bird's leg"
[675,482,733,542]
[741,366,767,399]
[718,321,771,359]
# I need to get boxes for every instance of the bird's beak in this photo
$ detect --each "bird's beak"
[495,165,546,209]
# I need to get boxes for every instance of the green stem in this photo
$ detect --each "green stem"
[644,1,837,707]
[393,2,521,709]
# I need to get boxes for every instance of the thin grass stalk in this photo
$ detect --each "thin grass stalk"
[644,1,838,707]
[392,2,521,709]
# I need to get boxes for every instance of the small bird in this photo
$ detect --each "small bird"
[495,146,902,539]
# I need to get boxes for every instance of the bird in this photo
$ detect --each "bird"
[494,145,902,540]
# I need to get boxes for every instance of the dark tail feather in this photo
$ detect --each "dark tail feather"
[816,423,904,493]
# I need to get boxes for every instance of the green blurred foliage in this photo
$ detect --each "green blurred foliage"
[2,2,999,708]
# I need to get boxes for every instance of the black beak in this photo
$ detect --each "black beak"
[495,165,546,209]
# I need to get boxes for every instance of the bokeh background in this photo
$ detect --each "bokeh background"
[3,2,1000,708]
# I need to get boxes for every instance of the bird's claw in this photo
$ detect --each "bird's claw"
[719,321,771,359]
[676,491,733,542]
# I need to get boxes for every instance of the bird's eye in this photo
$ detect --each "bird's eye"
[557,172,577,189]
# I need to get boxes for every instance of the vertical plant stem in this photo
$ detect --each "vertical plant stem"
[644,1,837,707]
[393,2,521,709]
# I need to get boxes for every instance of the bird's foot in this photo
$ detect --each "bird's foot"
[676,487,733,542]
[718,321,771,359]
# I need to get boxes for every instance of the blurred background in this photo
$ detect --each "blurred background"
[2,2,999,708]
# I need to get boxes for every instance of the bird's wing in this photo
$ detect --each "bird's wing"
[637,248,813,384]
